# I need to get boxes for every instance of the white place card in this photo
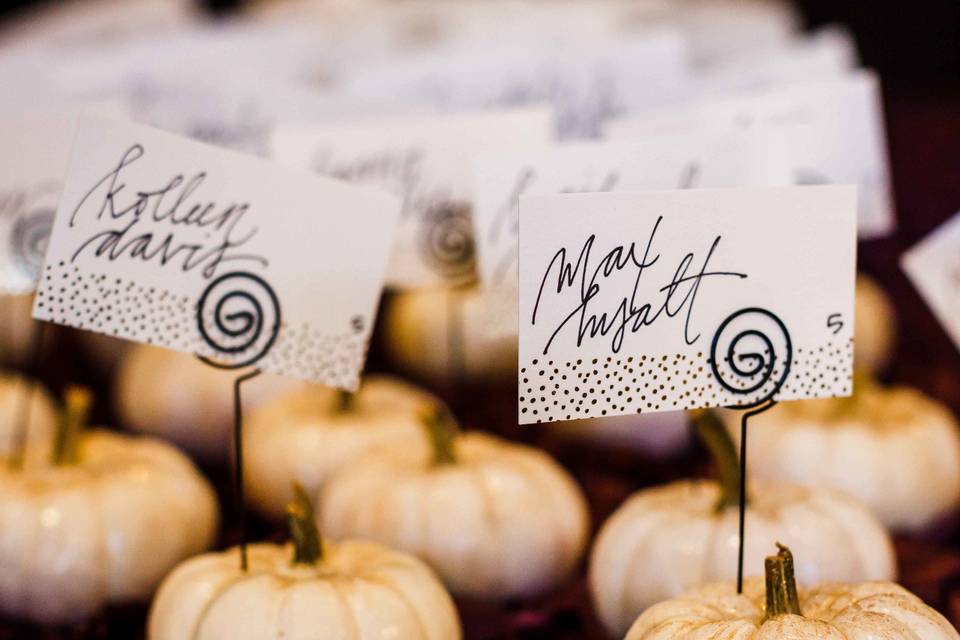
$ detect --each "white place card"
[0,111,76,295]
[692,26,855,98]
[518,186,857,424]
[0,104,125,294]
[474,130,794,336]
[902,212,960,352]
[271,107,553,289]
[342,32,688,139]
[606,71,894,239]
[33,115,400,390]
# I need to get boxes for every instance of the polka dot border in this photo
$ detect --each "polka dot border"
[518,340,854,423]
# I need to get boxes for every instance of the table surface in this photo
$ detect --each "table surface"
[3,90,960,640]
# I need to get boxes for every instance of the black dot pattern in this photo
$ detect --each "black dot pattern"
[517,340,854,423]
[34,263,368,389]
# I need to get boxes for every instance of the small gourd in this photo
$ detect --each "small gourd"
[148,485,461,640]
[626,544,958,640]
[320,405,590,599]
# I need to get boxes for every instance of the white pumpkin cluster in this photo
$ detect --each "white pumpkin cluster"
[725,377,960,531]
[588,410,897,637]
[244,385,591,601]
[149,487,461,640]
[0,384,218,626]
[1,273,958,640]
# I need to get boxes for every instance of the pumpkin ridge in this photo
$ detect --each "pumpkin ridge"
[806,491,896,581]
[90,468,111,606]
[464,460,502,593]
[492,449,568,592]
[327,575,362,640]
[828,607,914,639]
[619,508,678,627]
[189,564,262,640]
[842,591,952,637]
[270,573,292,640]
[699,506,722,600]
[362,573,432,639]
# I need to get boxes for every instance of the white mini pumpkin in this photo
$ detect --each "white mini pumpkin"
[590,412,896,638]
[855,272,896,374]
[0,387,219,625]
[727,377,960,531]
[320,407,590,599]
[115,344,305,459]
[245,374,437,521]
[626,544,958,640]
[382,285,516,387]
[149,486,461,640]
[0,372,57,466]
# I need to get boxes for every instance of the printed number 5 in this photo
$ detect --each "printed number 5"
[827,313,844,335]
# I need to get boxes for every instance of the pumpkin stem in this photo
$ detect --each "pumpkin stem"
[51,386,92,466]
[691,409,742,511]
[421,403,458,466]
[764,543,803,620]
[287,483,323,566]
[333,390,355,413]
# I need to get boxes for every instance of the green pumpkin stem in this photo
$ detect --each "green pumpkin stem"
[51,386,92,466]
[691,409,742,511]
[421,404,458,466]
[287,483,323,566]
[333,390,355,413]
[764,544,803,620]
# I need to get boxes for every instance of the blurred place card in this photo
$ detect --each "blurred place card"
[342,32,688,139]
[33,115,399,390]
[0,105,124,294]
[692,26,856,97]
[518,185,857,424]
[902,212,960,353]
[271,107,552,289]
[606,71,894,239]
[473,130,794,336]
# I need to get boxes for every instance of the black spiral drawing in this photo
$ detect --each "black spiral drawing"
[709,307,792,406]
[419,202,476,281]
[195,271,281,370]
[10,208,55,284]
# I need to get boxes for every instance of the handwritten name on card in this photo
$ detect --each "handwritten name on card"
[518,186,857,424]
[902,212,960,353]
[606,72,894,239]
[472,131,793,335]
[271,108,552,289]
[34,115,399,389]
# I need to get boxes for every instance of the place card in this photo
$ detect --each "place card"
[606,71,894,239]
[0,104,125,294]
[473,130,794,335]
[902,212,960,352]
[342,32,688,139]
[692,26,855,98]
[271,107,553,288]
[33,114,400,390]
[518,185,857,424]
